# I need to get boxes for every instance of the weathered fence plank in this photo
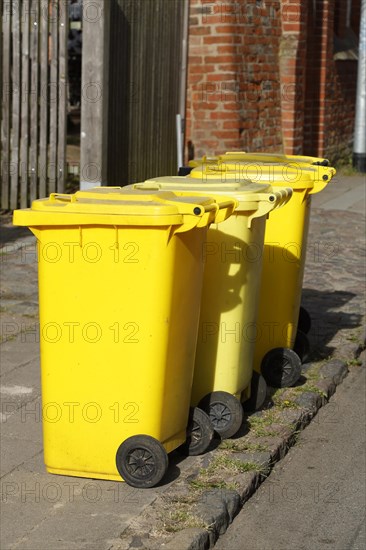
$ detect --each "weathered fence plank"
[106,0,184,186]
[29,0,40,203]
[20,0,30,208]
[10,2,20,209]
[39,0,49,198]
[80,0,110,189]
[1,0,11,209]
[49,0,59,195]
[57,0,67,192]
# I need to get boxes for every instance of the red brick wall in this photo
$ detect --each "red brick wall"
[186,0,360,162]
[185,0,283,160]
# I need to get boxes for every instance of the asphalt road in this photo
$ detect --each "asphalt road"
[215,365,366,550]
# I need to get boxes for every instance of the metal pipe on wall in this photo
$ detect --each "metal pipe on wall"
[177,0,190,169]
[353,0,366,172]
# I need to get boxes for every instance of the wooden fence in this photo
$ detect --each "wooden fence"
[1,0,68,209]
[106,0,186,186]
[80,0,187,188]
[1,0,188,205]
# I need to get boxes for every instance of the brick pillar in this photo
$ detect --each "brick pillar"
[236,1,283,152]
[186,1,284,159]
[279,0,308,154]
[185,0,243,160]
[303,0,335,157]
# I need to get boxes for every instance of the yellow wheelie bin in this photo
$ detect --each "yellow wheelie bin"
[13,186,236,487]
[184,152,332,335]
[126,178,292,437]
[205,152,332,334]
[189,160,336,388]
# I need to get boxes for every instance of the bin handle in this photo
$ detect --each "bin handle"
[195,202,219,228]
[245,188,293,228]
[212,199,238,224]
[170,203,218,233]
[171,205,217,233]
[268,187,293,209]
[246,194,276,228]
[174,199,237,232]
[132,183,237,228]
[308,171,335,195]
[312,159,329,166]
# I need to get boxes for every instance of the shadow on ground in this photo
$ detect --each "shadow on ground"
[0,224,33,246]
[301,288,362,360]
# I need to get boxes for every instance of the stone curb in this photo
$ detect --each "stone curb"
[117,337,365,550]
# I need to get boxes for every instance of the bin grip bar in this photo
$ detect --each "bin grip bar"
[50,193,77,203]
[133,183,161,191]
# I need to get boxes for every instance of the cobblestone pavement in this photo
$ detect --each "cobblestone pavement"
[302,204,365,364]
[0,174,365,550]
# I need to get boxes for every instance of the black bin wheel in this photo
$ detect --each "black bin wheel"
[242,372,268,412]
[116,435,168,488]
[261,347,302,388]
[294,329,310,362]
[199,391,244,439]
[298,306,311,334]
[178,407,214,456]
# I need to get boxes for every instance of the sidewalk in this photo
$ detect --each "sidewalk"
[0,173,365,550]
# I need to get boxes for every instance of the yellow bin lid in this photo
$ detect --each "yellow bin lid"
[140,175,272,196]
[131,177,293,227]
[193,152,331,166]
[189,160,335,192]
[13,187,237,231]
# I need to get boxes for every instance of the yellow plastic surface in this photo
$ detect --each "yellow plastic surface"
[188,159,336,373]
[13,187,236,482]
[131,177,292,403]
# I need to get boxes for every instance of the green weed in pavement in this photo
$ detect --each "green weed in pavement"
[291,384,328,398]
[161,507,206,533]
[189,453,263,493]
[347,358,362,367]
[219,440,269,453]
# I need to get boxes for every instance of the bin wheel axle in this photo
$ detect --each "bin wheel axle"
[199,391,244,439]
[298,306,312,334]
[261,348,302,388]
[242,372,268,412]
[116,435,168,488]
[294,329,310,362]
[178,407,214,456]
